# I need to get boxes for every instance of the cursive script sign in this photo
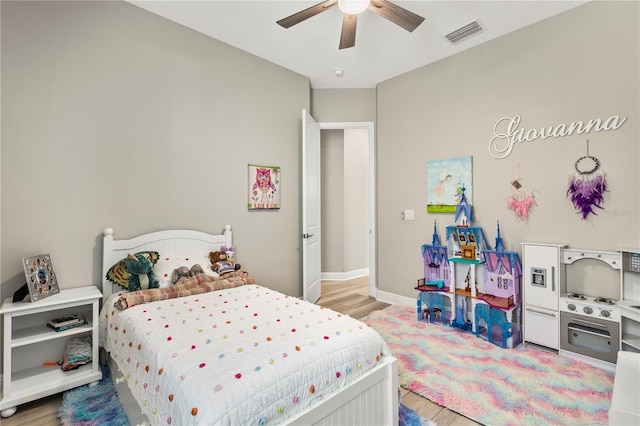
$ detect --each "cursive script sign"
[488,115,627,159]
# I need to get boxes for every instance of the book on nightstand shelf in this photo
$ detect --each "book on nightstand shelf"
[47,320,87,332]
[47,313,86,331]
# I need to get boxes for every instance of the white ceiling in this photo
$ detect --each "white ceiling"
[129,0,588,89]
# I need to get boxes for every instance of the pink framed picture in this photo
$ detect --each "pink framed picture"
[248,164,281,210]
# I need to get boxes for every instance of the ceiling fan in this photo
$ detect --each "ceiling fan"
[277,0,425,50]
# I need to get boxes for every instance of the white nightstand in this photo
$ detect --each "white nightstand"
[0,286,102,418]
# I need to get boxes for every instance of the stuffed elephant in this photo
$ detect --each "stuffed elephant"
[171,264,206,285]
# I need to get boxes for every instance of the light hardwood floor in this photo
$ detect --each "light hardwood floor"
[1,392,62,426]
[1,277,480,425]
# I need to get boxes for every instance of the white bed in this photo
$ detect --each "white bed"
[99,225,398,425]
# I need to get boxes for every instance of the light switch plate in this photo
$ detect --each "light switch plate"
[403,209,415,220]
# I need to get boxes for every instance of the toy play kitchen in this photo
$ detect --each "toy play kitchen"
[523,243,640,370]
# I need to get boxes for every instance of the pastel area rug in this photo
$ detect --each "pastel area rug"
[58,364,429,425]
[362,304,615,426]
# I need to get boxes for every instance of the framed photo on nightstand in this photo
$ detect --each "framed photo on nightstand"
[22,254,60,302]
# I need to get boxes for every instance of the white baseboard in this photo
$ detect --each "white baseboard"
[375,290,415,307]
[559,349,616,373]
[321,268,369,281]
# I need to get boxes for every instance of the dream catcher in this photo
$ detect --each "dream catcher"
[506,164,537,222]
[567,140,607,220]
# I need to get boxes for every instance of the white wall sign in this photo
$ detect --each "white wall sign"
[488,115,627,159]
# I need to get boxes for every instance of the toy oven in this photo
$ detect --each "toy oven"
[560,311,620,364]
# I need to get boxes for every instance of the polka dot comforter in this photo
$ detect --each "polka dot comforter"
[99,284,390,425]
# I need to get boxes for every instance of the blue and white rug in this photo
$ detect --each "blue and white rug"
[400,403,437,426]
[59,365,128,426]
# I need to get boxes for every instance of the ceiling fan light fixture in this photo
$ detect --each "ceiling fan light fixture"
[277,0,424,49]
[338,0,370,15]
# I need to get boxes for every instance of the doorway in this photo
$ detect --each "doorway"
[318,122,376,298]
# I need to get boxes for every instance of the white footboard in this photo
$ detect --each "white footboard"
[107,355,398,426]
[285,356,399,426]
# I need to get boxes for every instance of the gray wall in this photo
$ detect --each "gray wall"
[311,89,377,122]
[321,129,346,271]
[376,1,639,298]
[343,129,369,272]
[321,129,369,274]
[1,0,310,304]
[313,89,376,277]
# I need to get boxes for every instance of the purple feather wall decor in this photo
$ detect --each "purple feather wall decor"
[567,172,608,219]
[567,143,608,220]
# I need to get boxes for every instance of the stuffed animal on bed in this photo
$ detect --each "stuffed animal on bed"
[124,253,159,291]
[106,250,159,291]
[221,245,235,263]
[209,250,241,275]
[171,264,205,285]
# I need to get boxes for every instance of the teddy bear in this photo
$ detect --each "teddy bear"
[209,250,241,275]
[124,252,159,291]
[171,264,205,285]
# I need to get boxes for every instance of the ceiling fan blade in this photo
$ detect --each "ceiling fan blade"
[339,14,357,49]
[368,0,425,32]
[277,0,337,29]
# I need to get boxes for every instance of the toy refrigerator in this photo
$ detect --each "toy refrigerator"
[522,242,566,350]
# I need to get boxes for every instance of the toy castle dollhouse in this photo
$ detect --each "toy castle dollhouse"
[417,219,522,348]
[481,224,522,309]
[421,221,450,289]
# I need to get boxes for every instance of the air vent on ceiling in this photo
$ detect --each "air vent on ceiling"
[445,20,484,44]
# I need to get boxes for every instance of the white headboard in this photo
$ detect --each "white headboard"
[101,225,233,300]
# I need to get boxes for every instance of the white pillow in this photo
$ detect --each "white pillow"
[153,255,219,287]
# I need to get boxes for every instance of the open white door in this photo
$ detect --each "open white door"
[302,109,322,303]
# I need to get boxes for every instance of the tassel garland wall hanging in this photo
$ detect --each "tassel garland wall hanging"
[506,164,537,222]
[567,140,608,220]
